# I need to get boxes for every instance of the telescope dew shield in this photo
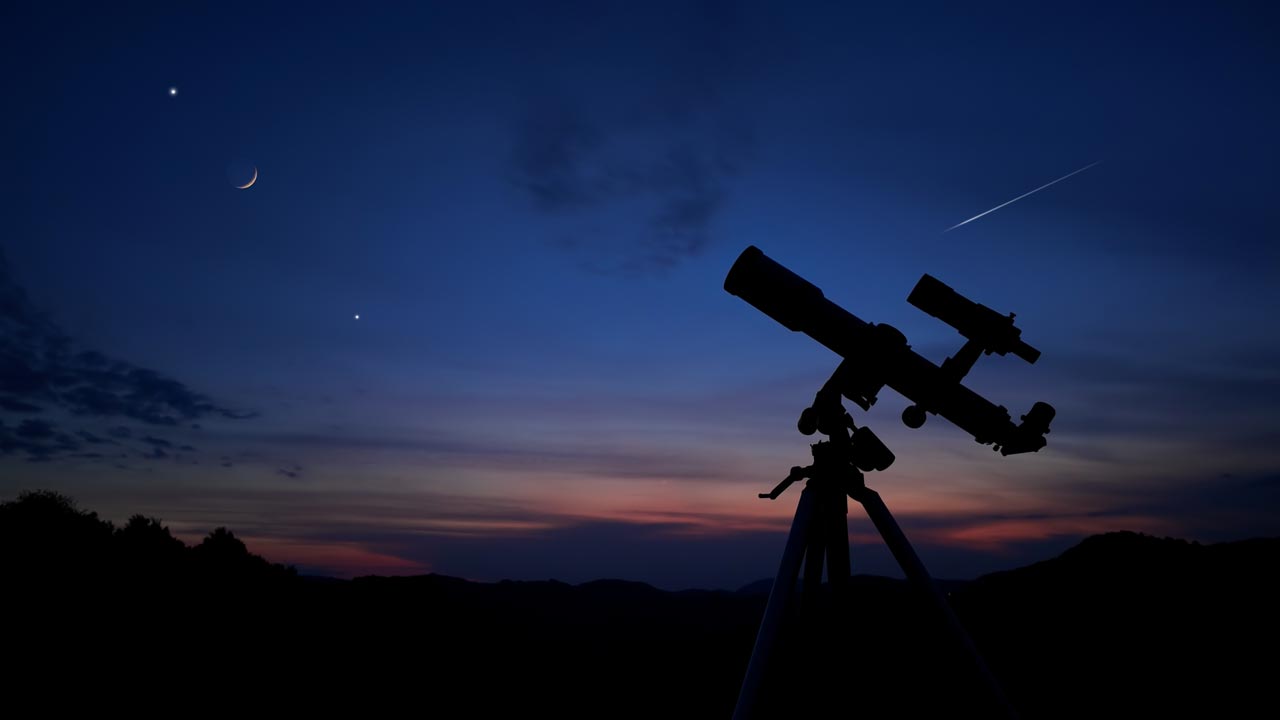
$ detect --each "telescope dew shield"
[908,274,1041,364]
[724,246,878,364]
[725,246,827,332]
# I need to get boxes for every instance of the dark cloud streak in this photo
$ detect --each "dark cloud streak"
[0,247,253,461]
[511,103,748,274]
[259,429,721,482]
[506,4,756,274]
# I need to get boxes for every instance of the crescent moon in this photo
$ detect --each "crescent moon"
[236,167,258,190]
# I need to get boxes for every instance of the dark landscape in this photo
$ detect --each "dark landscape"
[5,490,1276,717]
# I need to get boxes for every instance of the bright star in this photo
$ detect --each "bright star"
[168,87,178,96]
[354,314,360,320]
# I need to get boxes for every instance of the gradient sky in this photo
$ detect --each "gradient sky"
[3,1,1278,589]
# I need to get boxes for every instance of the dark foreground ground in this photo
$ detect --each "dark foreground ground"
[4,492,1278,717]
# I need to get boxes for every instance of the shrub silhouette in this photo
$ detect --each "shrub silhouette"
[190,526,294,584]
[115,513,187,581]
[0,491,294,591]
[0,489,114,582]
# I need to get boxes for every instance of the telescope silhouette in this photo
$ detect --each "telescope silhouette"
[725,245,1057,719]
[724,246,1053,455]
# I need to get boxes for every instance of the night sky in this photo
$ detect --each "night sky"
[3,1,1278,589]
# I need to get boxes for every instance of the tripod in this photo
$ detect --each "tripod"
[731,393,1019,720]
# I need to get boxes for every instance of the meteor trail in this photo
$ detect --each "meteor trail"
[944,161,1100,232]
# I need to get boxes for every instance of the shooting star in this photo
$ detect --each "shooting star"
[944,161,1100,232]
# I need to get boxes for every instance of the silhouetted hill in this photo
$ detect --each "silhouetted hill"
[737,572,971,596]
[950,531,1280,719]
[3,493,1277,718]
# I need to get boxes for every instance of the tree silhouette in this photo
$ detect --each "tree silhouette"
[1,491,296,590]
[115,513,187,581]
[0,489,114,582]
[190,526,294,583]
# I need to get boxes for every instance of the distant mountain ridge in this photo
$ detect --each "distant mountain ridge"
[980,529,1280,581]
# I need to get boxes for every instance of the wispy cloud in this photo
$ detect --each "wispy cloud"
[251,428,725,483]
[0,247,254,462]
[506,5,755,274]
[510,104,748,274]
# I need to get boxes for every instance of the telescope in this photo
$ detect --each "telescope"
[726,246,1053,719]
[724,246,1053,455]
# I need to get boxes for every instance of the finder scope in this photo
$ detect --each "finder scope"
[908,274,1040,363]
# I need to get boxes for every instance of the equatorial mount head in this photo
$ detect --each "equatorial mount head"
[797,366,895,473]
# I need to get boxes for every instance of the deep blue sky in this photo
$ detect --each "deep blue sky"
[3,1,1278,589]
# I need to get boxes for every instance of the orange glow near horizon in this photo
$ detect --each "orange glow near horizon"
[75,461,1176,579]
[921,514,1176,552]
[230,536,430,578]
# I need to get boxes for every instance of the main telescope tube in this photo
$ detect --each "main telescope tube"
[724,246,1045,453]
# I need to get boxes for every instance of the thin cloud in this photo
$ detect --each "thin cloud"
[510,103,748,274]
[255,428,723,482]
[506,4,756,274]
[0,247,255,461]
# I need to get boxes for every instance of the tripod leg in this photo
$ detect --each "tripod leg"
[802,522,824,604]
[733,485,816,720]
[852,486,1020,720]
[825,493,851,590]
